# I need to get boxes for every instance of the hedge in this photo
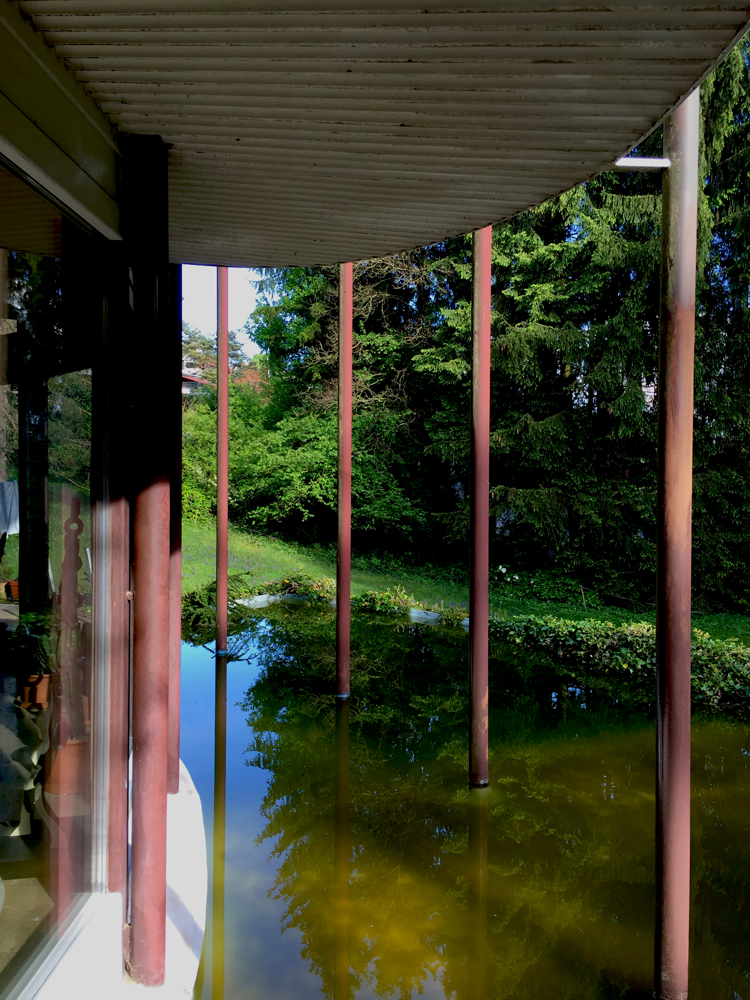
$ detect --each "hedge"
[489,615,750,719]
[222,578,750,718]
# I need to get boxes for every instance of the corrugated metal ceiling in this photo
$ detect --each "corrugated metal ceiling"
[16,1,750,266]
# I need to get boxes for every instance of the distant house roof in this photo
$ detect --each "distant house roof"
[181,372,211,386]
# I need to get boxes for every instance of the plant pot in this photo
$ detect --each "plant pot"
[5,580,18,601]
[21,674,51,709]
[46,739,90,796]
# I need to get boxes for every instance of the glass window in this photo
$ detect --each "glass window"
[0,164,98,990]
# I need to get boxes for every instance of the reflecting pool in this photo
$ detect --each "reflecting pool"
[182,607,750,1000]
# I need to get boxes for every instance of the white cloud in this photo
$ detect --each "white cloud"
[181,264,261,357]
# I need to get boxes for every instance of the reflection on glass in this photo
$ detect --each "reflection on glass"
[0,165,94,991]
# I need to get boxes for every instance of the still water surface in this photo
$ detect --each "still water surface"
[181,611,750,1000]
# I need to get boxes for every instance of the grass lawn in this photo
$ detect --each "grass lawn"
[183,519,750,645]
[182,519,474,604]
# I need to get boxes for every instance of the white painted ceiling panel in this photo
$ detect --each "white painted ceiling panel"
[15,1,750,265]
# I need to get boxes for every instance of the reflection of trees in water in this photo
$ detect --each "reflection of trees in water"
[228,610,750,999]
[244,691,466,1000]
[237,612,662,999]
[240,613,469,999]
[689,722,750,999]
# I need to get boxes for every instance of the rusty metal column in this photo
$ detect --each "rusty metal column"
[470,227,492,787]
[213,265,230,999]
[337,263,353,700]
[168,263,183,795]
[655,88,700,1000]
[217,266,229,655]
[130,420,170,982]
[125,135,171,987]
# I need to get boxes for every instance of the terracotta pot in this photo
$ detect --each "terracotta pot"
[46,739,90,796]
[5,580,18,601]
[22,675,51,709]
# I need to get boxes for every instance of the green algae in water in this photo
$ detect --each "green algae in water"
[198,607,750,999]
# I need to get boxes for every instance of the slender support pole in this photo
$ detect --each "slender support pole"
[333,700,350,1000]
[213,266,230,997]
[655,88,700,1000]
[212,652,227,1000]
[469,226,492,788]
[126,135,171,987]
[217,267,229,656]
[168,263,183,795]
[337,263,353,700]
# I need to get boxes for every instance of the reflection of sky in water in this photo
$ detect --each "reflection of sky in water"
[181,640,316,1000]
[181,623,750,1000]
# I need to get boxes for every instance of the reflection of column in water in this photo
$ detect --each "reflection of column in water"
[467,785,489,1000]
[212,653,227,1000]
[334,700,350,1000]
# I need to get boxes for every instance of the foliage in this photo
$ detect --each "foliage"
[490,566,605,608]
[185,554,750,718]
[350,585,414,615]
[45,371,93,495]
[182,320,246,376]
[0,533,18,580]
[238,572,336,603]
[182,474,214,522]
[489,615,750,719]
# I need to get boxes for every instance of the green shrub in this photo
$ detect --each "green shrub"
[351,586,414,616]
[0,534,18,581]
[187,570,750,719]
[437,605,469,628]
[182,476,214,522]
[491,567,604,609]
[489,615,750,718]
[237,573,336,604]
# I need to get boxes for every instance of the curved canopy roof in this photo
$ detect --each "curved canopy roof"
[17,1,750,266]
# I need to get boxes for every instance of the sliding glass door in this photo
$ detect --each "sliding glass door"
[0,163,104,992]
